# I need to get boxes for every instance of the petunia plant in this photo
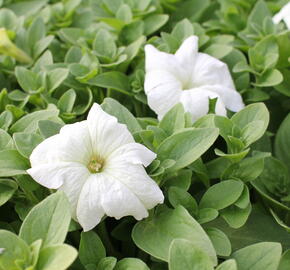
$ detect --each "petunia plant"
[0,0,290,270]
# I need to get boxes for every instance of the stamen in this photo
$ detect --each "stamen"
[88,157,104,173]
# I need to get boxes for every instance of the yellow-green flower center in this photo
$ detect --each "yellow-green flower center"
[88,157,104,173]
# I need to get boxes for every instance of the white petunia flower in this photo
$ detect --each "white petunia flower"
[144,36,244,121]
[273,2,290,29]
[27,103,164,231]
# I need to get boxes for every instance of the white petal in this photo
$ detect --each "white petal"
[105,163,164,209]
[87,104,134,159]
[59,167,91,219]
[101,173,149,220]
[203,85,244,112]
[273,2,290,28]
[175,36,199,73]
[192,53,235,90]
[145,44,179,73]
[76,174,106,231]
[27,162,87,189]
[180,88,227,122]
[144,70,182,119]
[108,142,156,167]
[30,121,92,167]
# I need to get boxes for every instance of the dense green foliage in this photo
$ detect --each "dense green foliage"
[0,0,290,269]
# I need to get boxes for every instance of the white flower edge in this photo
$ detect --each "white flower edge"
[144,35,244,121]
[273,2,290,29]
[27,103,164,231]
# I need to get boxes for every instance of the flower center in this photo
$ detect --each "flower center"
[88,156,104,173]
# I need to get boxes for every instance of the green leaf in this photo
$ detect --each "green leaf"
[116,4,132,23]
[7,0,48,16]
[27,17,45,49]
[168,239,214,270]
[168,187,198,216]
[159,103,185,136]
[275,113,290,172]
[132,206,217,265]
[207,206,290,251]
[232,242,282,270]
[97,257,117,270]
[10,108,59,133]
[200,180,244,210]
[157,128,219,172]
[88,72,131,95]
[171,19,194,42]
[222,157,264,183]
[115,258,150,270]
[0,111,13,131]
[13,132,43,158]
[205,227,231,257]
[79,231,106,267]
[0,230,30,270]
[19,192,71,247]
[57,89,76,113]
[38,120,63,138]
[231,103,269,146]
[0,179,18,206]
[0,149,29,177]
[0,129,13,150]
[36,244,77,270]
[101,98,141,134]
[46,68,69,93]
[278,250,290,270]
[216,260,237,270]
[197,208,219,224]
[204,44,232,59]
[254,69,283,87]
[144,14,169,35]
[221,204,252,229]
[120,21,144,45]
[93,29,117,59]
[15,67,39,92]
[249,36,279,72]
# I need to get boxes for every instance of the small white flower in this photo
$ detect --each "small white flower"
[0,248,4,254]
[144,36,244,121]
[27,103,164,231]
[273,2,290,29]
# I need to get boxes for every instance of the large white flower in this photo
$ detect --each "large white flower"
[27,103,164,231]
[144,36,244,121]
[273,2,290,29]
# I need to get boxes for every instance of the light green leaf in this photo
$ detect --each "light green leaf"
[101,98,141,134]
[19,192,71,247]
[205,227,231,257]
[232,242,282,270]
[275,113,290,172]
[200,180,244,210]
[216,260,237,270]
[10,108,59,133]
[168,239,214,270]
[13,132,43,158]
[0,230,30,270]
[0,179,18,206]
[115,258,150,270]
[159,103,185,136]
[0,149,29,177]
[157,128,219,172]
[88,72,131,95]
[79,231,106,267]
[132,206,217,265]
[36,244,77,270]
[144,14,169,35]
[46,68,69,93]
